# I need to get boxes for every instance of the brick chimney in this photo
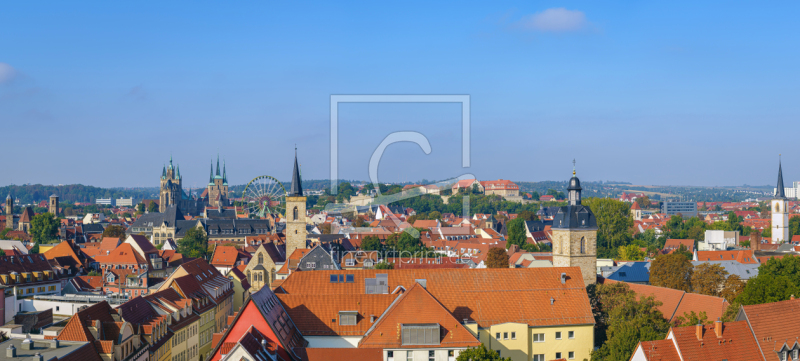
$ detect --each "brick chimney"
[792,294,796,300]
[696,323,703,341]
[714,318,723,338]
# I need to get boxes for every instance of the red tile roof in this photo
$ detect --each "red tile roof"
[668,321,762,360]
[741,297,800,360]
[277,294,397,336]
[696,250,758,264]
[294,348,383,361]
[94,243,147,265]
[635,339,680,360]
[601,279,729,323]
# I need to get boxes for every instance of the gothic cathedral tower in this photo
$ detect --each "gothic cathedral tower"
[207,155,229,208]
[159,156,183,212]
[551,166,598,286]
[285,149,307,258]
[772,158,789,244]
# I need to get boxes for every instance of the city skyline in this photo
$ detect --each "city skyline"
[3,1,800,187]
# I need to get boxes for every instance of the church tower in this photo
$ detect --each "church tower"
[207,155,229,208]
[285,149,307,258]
[159,156,183,212]
[772,157,790,243]
[551,165,598,286]
[49,194,59,215]
[5,194,13,230]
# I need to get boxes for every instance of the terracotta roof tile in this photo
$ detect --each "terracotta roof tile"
[294,348,383,361]
[742,297,800,360]
[277,294,397,336]
[635,339,679,360]
[669,321,762,360]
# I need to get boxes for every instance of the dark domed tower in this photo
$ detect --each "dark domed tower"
[552,165,598,286]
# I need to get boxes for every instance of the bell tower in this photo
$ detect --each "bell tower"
[772,156,789,244]
[551,162,598,286]
[5,194,13,230]
[49,194,59,216]
[285,148,307,258]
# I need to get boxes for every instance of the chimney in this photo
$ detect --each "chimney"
[21,335,32,351]
[561,273,567,284]
[696,323,703,341]
[50,339,59,349]
[34,353,42,361]
[6,344,16,357]
[792,295,796,300]
[550,297,555,305]
[714,318,723,338]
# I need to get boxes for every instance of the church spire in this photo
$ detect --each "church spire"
[223,161,228,185]
[776,155,786,199]
[169,154,173,169]
[176,165,181,179]
[162,164,166,179]
[290,146,303,196]
[209,161,214,185]
[216,154,221,177]
[567,160,582,206]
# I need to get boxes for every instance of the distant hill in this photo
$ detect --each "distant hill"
[0,185,159,205]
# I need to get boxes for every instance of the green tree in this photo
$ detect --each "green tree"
[673,311,709,327]
[373,262,394,270]
[691,263,728,297]
[517,210,538,221]
[759,254,800,286]
[87,270,101,276]
[720,274,746,302]
[30,213,59,244]
[320,223,332,235]
[456,344,510,361]
[505,218,527,249]
[361,236,382,251]
[617,244,645,261]
[485,247,509,268]
[0,228,11,239]
[147,201,158,213]
[791,216,800,238]
[582,198,634,252]
[177,227,209,259]
[650,253,693,292]
[737,274,799,306]
[102,224,127,240]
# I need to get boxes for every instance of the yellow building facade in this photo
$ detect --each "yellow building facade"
[467,323,594,361]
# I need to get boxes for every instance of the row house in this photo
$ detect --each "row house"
[0,254,63,299]
[56,301,148,361]
[146,289,202,361]
[210,246,252,274]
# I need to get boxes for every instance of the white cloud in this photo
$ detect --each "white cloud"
[516,8,588,33]
[0,63,17,84]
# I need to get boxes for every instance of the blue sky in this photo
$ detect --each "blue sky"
[2,1,799,188]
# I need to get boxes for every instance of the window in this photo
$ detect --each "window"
[330,274,339,283]
[568,331,574,339]
[345,259,355,267]
[533,333,544,342]
[387,351,394,361]
[580,237,585,254]
[407,351,413,361]
[556,331,562,340]
[793,349,799,359]
[429,350,435,361]
[495,333,500,340]
[556,352,562,359]
[568,351,575,359]
[339,311,357,326]
[533,355,545,361]
[780,351,787,361]
[346,274,354,283]
[511,332,516,340]
[306,262,316,269]
[401,324,440,345]
[448,350,455,361]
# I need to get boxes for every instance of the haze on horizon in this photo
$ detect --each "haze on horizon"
[2,1,800,188]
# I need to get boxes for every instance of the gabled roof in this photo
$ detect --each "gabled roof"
[696,250,757,264]
[600,279,729,323]
[294,348,383,361]
[740,297,800,360]
[277,293,397,336]
[94,243,147,265]
[669,320,762,360]
[635,339,680,360]
[358,282,481,349]
[211,246,243,267]
[43,241,83,267]
[278,267,594,328]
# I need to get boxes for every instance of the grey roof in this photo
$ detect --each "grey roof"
[552,205,597,229]
[525,221,547,233]
[567,175,581,191]
[537,206,561,218]
[130,205,184,229]
[0,338,97,361]
[175,220,202,237]
[776,160,786,198]
[206,208,237,220]
[691,260,759,280]
[81,223,105,234]
[290,150,303,197]
[601,262,651,283]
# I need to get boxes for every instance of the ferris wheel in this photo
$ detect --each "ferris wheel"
[241,175,287,218]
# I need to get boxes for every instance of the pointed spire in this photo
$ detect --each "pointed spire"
[162,165,166,179]
[290,146,303,196]
[223,160,228,185]
[176,165,181,180]
[777,155,786,199]
[209,161,214,185]
[169,154,173,169]
[216,154,220,177]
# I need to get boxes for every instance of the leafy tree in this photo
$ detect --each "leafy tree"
[791,216,800,239]
[737,274,799,306]
[87,270,101,276]
[485,247,509,268]
[122,212,131,218]
[582,198,634,252]
[650,253,693,292]
[505,218,526,249]
[456,344,510,361]
[136,203,145,213]
[672,244,693,261]
[147,201,158,213]
[674,311,709,327]
[591,282,670,361]
[517,210,538,221]
[361,236,382,251]
[177,227,209,259]
[634,196,650,209]
[30,213,59,244]
[617,244,645,261]
[320,223,332,234]
[692,263,728,297]
[373,262,394,270]
[0,228,11,239]
[102,224,127,240]
[720,274,746,302]
[759,255,800,286]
